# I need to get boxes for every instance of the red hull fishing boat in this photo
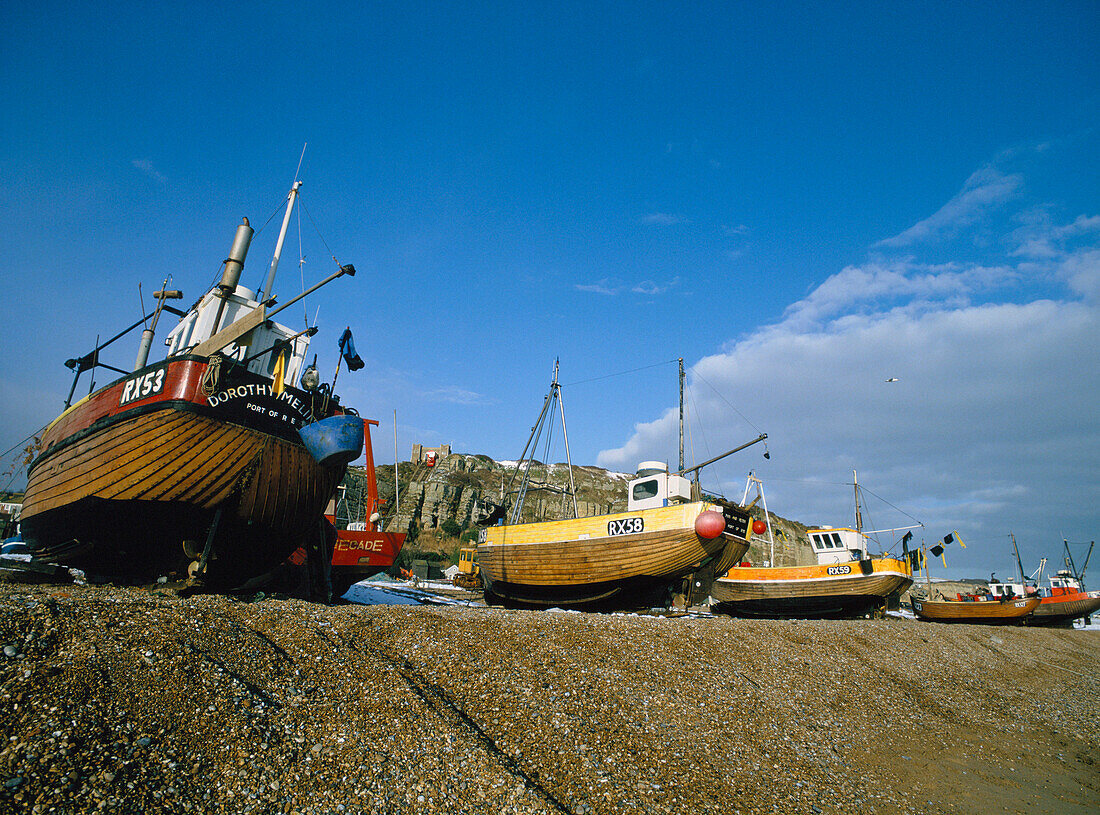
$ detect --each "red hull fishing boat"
[327,419,407,598]
[21,174,365,593]
[987,539,1100,627]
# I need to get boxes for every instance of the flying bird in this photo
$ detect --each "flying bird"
[885,377,899,382]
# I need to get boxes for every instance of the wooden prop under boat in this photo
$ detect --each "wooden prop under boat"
[21,177,363,592]
[711,473,916,618]
[476,360,764,610]
[911,594,1040,624]
[327,419,407,599]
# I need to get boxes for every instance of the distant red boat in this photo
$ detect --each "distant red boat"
[327,419,406,598]
[989,571,1100,627]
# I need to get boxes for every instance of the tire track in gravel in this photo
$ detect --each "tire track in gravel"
[318,625,575,815]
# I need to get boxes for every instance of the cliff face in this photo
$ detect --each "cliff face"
[336,453,831,565]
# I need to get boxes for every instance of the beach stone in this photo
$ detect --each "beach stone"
[0,583,1096,814]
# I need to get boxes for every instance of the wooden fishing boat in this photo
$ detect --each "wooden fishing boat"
[712,555,914,618]
[988,564,1100,627]
[21,175,365,592]
[982,537,1100,626]
[479,492,755,608]
[327,419,407,599]
[477,362,763,609]
[911,594,1040,624]
[711,473,915,618]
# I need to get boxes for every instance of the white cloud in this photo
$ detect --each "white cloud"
[575,278,621,295]
[631,277,680,296]
[575,276,681,296]
[599,169,1100,577]
[421,385,491,406]
[132,159,167,183]
[640,212,687,226]
[877,165,1022,247]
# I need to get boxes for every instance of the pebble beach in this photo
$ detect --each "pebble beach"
[1,582,1097,815]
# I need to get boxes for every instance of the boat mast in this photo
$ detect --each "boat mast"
[1011,532,1026,593]
[555,363,580,519]
[678,357,684,472]
[742,471,776,565]
[853,470,867,558]
[508,360,577,524]
[261,180,302,302]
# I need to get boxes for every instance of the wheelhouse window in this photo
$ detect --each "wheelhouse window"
[632,480,660,501]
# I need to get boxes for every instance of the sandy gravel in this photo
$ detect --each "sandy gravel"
[0,583,1097,814]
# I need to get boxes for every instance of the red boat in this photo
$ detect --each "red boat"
[987,538,1100,627]
[21,178,363,593]
[327,419,406,598]
[989,571,1100,627]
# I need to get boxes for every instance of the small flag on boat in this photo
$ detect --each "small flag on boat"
[339,327,365,371]
[272,347,287,395]
[930,544,944,557]
[944,531,965,548]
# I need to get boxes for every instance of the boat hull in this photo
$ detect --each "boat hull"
[1027,594,1100,626]
[21,357,346,588]
[330,528,407,598]
[477,501,751,609]
[711,558,913,618]
[911,596,1040,624]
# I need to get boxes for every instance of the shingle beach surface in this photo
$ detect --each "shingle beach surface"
[1,583,1097,814]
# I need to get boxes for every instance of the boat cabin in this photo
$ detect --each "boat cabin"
[165,284,310,386]
[993,570,1084,599]
[627,461,693,511]
[988,579,1027,599]
[805,527,869,565]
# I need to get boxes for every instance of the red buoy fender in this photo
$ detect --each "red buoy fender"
[752,519,767,535]
[695,510,726,540]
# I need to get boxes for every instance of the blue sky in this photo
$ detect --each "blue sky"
[2,2,1097,579]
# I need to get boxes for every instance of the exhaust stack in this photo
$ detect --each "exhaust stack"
[218,218,254,296]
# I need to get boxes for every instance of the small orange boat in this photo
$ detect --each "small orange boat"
[711,472,915,618]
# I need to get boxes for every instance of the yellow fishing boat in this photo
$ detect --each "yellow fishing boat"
[479,462,755,608]
[711,472,915,618]
[477,361,763,609]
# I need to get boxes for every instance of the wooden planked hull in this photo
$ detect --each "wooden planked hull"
[911,596,1040,624]
[711,558,913,618]
[478,501,751,609]
[22,357,346,587]
[1027,594,1100,626]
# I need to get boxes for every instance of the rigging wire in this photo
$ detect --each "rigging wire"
[855,484,924,526]
[299,197,344,272]
[691,369,766,436]
[562,358,678,387]
[297,192,309,328]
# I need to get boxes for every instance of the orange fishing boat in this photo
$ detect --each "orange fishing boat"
[711,473,915,618]
[21,175,364,592]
